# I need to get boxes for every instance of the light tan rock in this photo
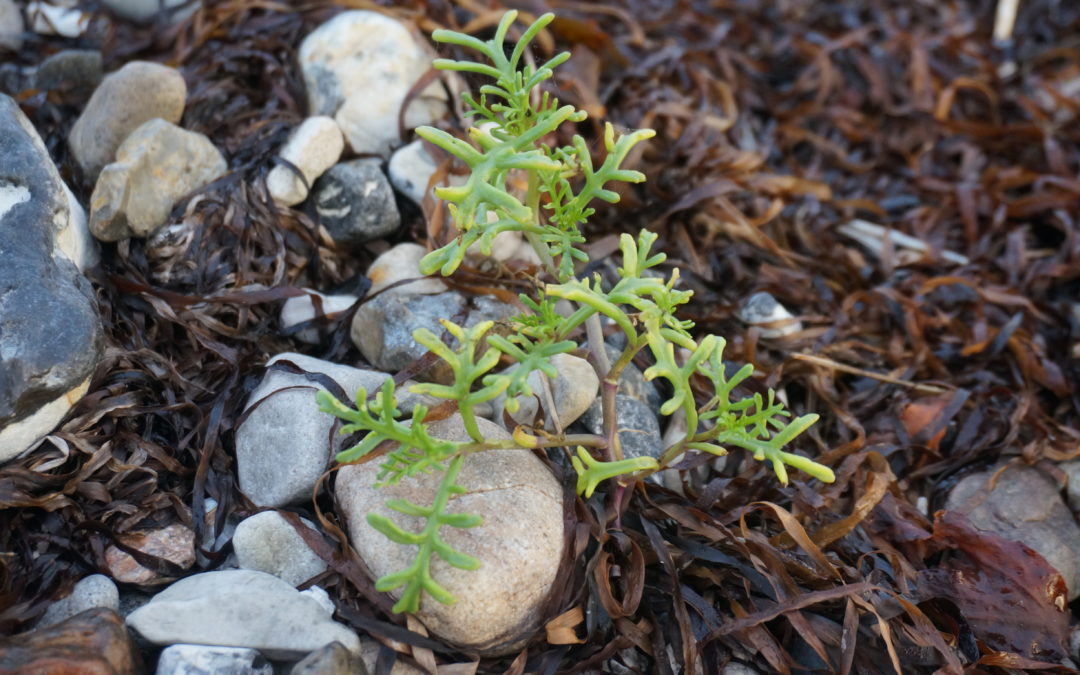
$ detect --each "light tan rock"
[493,353,599,429]
[89,118,226,241]
[267,116,345,206]
[336,414,564,655]
[68,61,186,179]
[366,243,446,296]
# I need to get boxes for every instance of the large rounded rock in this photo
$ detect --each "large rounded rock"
[235,353,389,507]
[946,464,1080,600]
[68,61,186,179]
[89,118,226,241]
[0,95,103,464]
[299,11,446,156]
[126,570,360,659]
[336,414,564,655]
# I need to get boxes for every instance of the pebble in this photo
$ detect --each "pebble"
[280,289,358,344]
[946,464,1080,600]
[105,522,196,585]
[0,608,138,673]
[33,49,103,93]
[126,570,361,659]
[26,1,87,38]
[38,574,120,628]
[312,159,400,245]
[290,641,358,675]
[493,353,599,429]
[387,139,465,206]
[351,291,514,373]
[0,0,23,52]
[68,61,187,179]
[156,644,272,675]
[235,352,389,507]
[102,0,199,23]
[581,394,663,462]
[365,242,446,297]
[737,291,802,338]
[233,511,328,587]
[90,118,226,241]
[337,414,564,655]
[267,116,344,206]
[0,95,103,464]
[299,11,446,156]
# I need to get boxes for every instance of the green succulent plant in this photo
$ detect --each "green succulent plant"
[318,9,834,615]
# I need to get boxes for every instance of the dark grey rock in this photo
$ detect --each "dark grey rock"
[350,291,515,372]
[312,159,400,246]
[155,644,272,675]
[581,394,662,461]
[0,94,104,463]
[34,50,103,93]
[604,343,661,409]
[946,464,1080,600]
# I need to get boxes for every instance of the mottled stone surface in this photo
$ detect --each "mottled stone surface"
[156,644,273,675]
[0,608,140,674]
[233,511,327,587]
[581,394,663,462]
[312,158,400,245]
[0,94,103,464]
[68,61,187,179]
[105,522,196,585]
[38,575,119,628]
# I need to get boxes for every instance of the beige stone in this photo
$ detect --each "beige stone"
[267,116,344,206]
[336,415,564,655]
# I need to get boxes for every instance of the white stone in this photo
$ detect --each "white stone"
[235,353,389,507]
[366,242,446,296]
[336,414,564,655]
[299,11,446,156]
[126,569,360,660]
[387,139,465,206]
[0,0,23,51]
[156,644,272,675]
[466,229,523,265]
[38,574,119,627]
[26,1,87,38]
[0,183,29,220]
[267,116,345,206]
[280,289,358,344]
[233,511,327,587]
[0,378,89,464]
[492,353,598,429]
[736,291,802,338]
[57,181,98,271]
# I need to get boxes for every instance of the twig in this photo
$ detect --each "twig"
[792,353,948,394]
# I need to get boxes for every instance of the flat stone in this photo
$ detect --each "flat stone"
[156,644,272,675]
[0,0,24,52]
[90,118,226,241]
[126,570,361,660]
[337,414,564,655]
[290,641,359,675]
[312,159,400,246]
[299,11,446,156]
[365,242,446,297]
[68,61,187,179]
[233,511,327,587]
[0,94,103,463]
[280,289,358,344]
[0,608,140,673]
[38,574,120,628]
[581,394,663,461]
[946,464,1080,600]
[235,353,389,507]
[105,522,196,585]
[33,49,103,93]
[267,116,344,206]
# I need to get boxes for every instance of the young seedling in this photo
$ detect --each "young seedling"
[319,10,835,614]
